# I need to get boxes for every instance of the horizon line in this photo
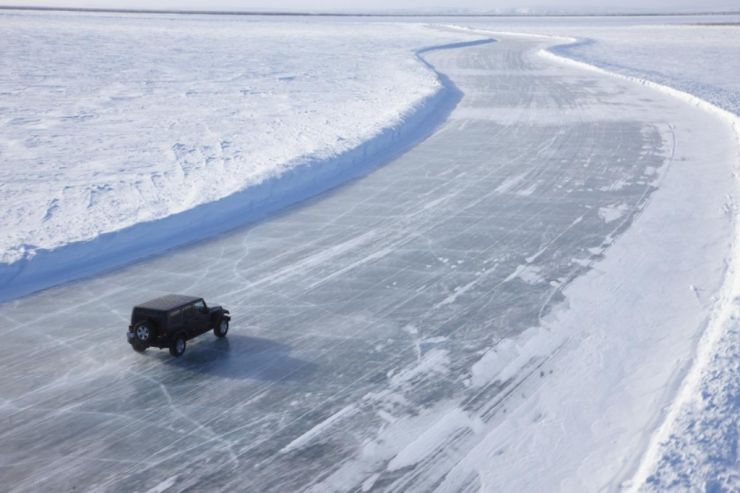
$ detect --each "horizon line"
[1,5,739,18]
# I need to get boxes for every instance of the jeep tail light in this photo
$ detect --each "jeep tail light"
[128,325,133,332]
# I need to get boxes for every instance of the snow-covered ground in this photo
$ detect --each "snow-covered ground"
[455,18,740,492]
[0,11,475,296]
[2,19,740,491]
[3,11,740,492]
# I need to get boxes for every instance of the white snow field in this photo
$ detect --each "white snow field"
[1,14,739,492]
[0,12,478,300]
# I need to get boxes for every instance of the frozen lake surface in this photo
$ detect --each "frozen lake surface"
[1,29,736,492]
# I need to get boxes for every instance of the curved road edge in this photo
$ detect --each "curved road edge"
[542,38,740,493]
[0,35,495,305]
[448,26,740,491]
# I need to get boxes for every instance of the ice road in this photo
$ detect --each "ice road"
[0,33,736,492]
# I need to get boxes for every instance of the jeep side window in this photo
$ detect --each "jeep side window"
[170,309,182,325]
[193,301,206,314]
[181,305,193,320]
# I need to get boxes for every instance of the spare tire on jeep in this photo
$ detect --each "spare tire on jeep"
[133,320,156,344]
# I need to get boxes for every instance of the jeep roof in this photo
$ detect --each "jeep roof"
[134,294,202,312]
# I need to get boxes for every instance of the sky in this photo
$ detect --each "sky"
[1,0,738,13]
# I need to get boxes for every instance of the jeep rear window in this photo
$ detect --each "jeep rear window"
[137,309,160,317]
[170,309,182,324]
[132,308,164,325]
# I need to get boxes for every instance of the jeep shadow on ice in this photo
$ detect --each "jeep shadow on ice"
[127,295,231,357]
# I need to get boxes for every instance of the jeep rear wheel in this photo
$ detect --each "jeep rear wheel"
[131,342,146,353]
[134,321,156,344]
[169,334,186,357]
[214,319,229,338]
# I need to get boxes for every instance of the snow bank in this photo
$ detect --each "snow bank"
[539,33,740,493]
[454,23,740,491]
[537,46,740,493]
[0,12,487,301]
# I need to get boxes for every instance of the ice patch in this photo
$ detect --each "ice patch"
[516,183,538,196]
[494,173,527,193]
[598,178,630,192]
[387,408,482,471]
[280,405,358,454]
[362,474,380,492]
[598,203,629,223]
[142,476,178,493]
[391,349,450,386]
[471,326,563,387]
[505,264,544,285]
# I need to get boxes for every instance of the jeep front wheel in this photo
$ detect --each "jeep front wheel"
[133,321,156,344]
[214,319,229,338]
[169,334,186,357]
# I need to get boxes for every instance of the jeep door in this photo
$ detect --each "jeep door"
[169,309,183,338]
[181,304,199,338]
[190,301,210,335]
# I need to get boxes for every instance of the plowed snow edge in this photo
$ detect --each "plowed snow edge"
[539,43,740,493]
[0,37,494,304]
[453,25,740,491]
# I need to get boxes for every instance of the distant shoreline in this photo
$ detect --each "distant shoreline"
[1,5,739,18]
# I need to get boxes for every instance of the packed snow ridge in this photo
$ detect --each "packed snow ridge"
[458,21,740,492]
[0,13,483,298]
[534,33,740,493]
[541,44,740,493]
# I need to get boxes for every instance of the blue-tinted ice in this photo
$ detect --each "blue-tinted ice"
[0,36,675,492]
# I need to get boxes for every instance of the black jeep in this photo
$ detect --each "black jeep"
[127,294,231,357]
